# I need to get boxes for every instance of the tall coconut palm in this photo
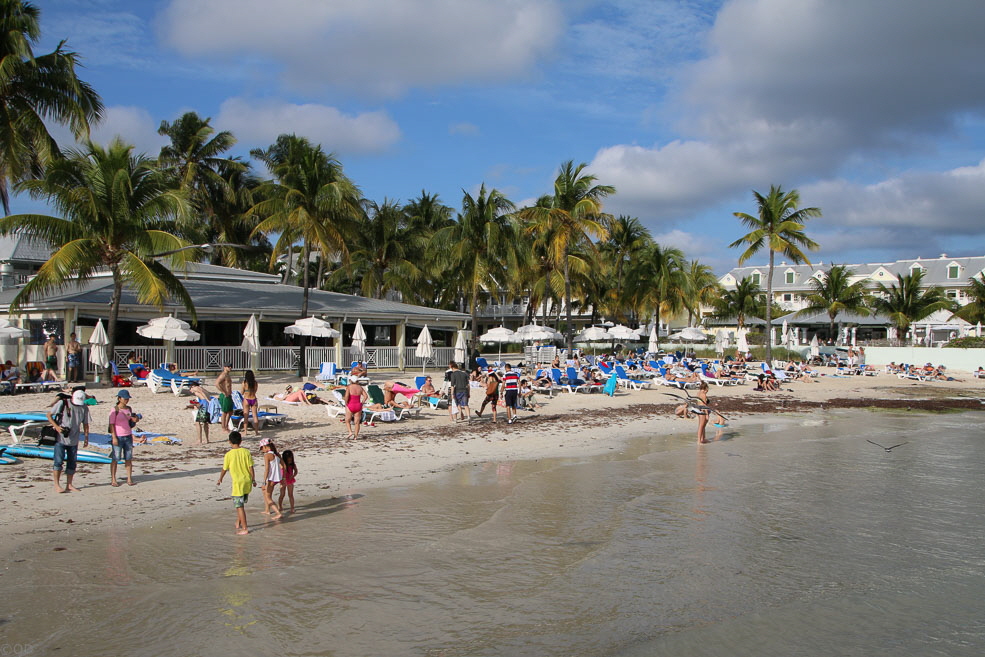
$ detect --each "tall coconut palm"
[0,138,194,378]
[0,0,103,214]
[953,275,985,326]
[626,242,685,335]
[730,185,821,362]
[682,260,720,327]
[797,265,870,340]
[601,215,651,294]
[250,134,361,321]
[714,276,762,329]
[872,269,955,334]
[330,198,422,300]
[519,160,614,351]
[433,184,516,342]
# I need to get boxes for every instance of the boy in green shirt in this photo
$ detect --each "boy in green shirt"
[216,431,256,535]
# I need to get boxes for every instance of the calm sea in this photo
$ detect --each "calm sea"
[2,410,984,656]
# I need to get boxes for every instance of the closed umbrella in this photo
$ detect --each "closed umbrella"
[977,322,982,338]
[781,319,788,348]
[241,314,261,354]
[351,319,367,362]
[809,334,819,358]
[647,325,659,354]
[88,319,110,382]
[454,329,468,365]
[415,325,434,373]
[736,327,749,353]
[479,326,515,361]
[715,329,725,355]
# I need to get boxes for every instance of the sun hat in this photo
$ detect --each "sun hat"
[117,389,131,399]
[258,438,271,447]
[71,390,86,405]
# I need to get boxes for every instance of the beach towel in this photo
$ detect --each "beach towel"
[603,373,618,397]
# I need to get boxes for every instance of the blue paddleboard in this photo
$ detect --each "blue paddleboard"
[0,444,114,464]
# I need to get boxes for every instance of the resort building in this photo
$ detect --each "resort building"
[0,257,468,375]
[719,254,985,313]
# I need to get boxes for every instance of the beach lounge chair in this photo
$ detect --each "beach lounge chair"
[566,366,601,393]
[326,391,347,419]
[147,368,201,395]
[122,362,144,386]
[531,370,554,398]
[614,365,652,390]
[366,384,415,421]
[550,368,585,393]
[475,357,491,371]
[230,391,287,428]
[315,362,340,383]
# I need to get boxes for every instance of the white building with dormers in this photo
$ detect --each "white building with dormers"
[718,254,985,313]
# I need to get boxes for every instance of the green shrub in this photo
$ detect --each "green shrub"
[943,336,985,348]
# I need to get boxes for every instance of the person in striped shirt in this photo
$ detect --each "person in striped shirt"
[501,363,520,424]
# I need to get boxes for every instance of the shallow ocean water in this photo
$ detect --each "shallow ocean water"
[2,410,984,656]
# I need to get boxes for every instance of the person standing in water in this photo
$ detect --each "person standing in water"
[693,381,726,444]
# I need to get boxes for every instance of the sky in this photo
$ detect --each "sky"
[18,0,985,274]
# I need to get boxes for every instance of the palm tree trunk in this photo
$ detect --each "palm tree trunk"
[564,254,573,353]
[765,249,775,363]
[104,268,123,381]
[283,246,294,285]
[298,240,311,377]
[470,282,479,361]
[316,248,325,290]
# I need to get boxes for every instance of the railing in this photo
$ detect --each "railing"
[478,303,528,317]
[405,346,456,370]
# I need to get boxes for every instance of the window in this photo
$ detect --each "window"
[946,290,958,299]
[785,271,795,284]
[751,272,761,286]
[28,319,62,345]
[948,264,960,279]
[783,293,793,302]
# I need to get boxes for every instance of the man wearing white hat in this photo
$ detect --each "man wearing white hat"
[47,389,90,493]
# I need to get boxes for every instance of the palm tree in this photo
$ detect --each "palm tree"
[682,260,720,327]
[601,215,651,294]
[730,185,821,362]
[714,276,762,329]
[330,198,422,299]
[519,161,614,351]
[872,269,955,335]
[0,0,103,213]
[626,242,686,336]
[0,138,194,378]
[797,265,870,340]
[953,275,985,326]
[433,184,516,342]
[250,134,361,319]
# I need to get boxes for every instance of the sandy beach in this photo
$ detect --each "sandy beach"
[1,366,983,548]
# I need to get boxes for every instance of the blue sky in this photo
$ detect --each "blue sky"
[20,0,985,273]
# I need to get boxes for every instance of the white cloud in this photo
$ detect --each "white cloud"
[159,0,564,97]
[215,98,401,154]
[48,105,166,156]
[587,0,985,227]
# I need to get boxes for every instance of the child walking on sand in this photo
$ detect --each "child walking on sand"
[278,449,298,513]
[259,438,283,519]
[217,431,255,535]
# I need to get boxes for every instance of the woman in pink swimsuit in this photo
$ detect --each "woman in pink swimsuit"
[241,370,260,436]
[343,381,367,439]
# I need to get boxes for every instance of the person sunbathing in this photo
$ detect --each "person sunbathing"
[272,386,314,405]
[382,381,417,409]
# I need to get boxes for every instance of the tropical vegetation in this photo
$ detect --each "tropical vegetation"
[797,265,871,339]
[871,269,956,334]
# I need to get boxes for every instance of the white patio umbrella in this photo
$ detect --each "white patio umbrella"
[87,319,110,382]
[136,315,200,368]
[283,316,340,338]
[136,315,200,342]
[351,319,367,361]
[515,323,560,342]
[647,325,660,354]
[607,324,640,341]
[454,329,468,365]
[574,326,612,342]
[679,326,707,342]
[809,333,820,358]
[479,326,515,361]
[736,327,749,353]
[415,324,434,372]
[0,318,29,340]
[241,314,261,354]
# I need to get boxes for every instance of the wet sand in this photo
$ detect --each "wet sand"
[0,367,983,550]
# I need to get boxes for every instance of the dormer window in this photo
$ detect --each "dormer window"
[947,264,960,279]
[785,271,795,284]
[751,272,761,286]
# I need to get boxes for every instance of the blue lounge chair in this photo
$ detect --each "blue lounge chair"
[147,368,201,396]
[315,362,339,383]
